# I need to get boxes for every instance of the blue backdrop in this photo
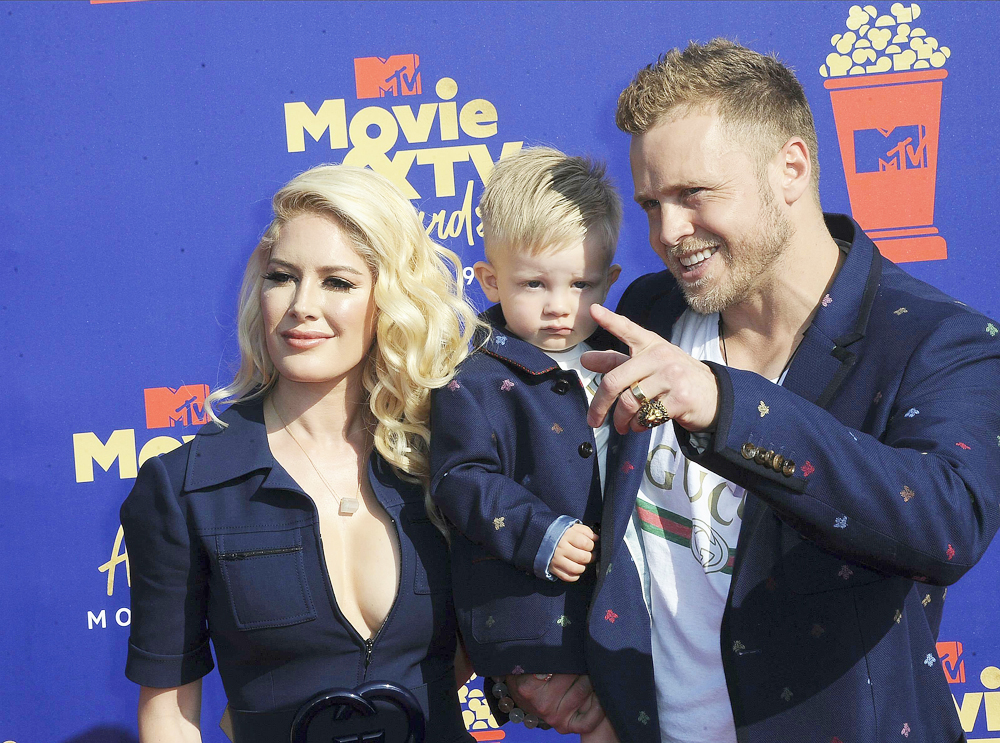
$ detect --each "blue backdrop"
[2,2,998,741]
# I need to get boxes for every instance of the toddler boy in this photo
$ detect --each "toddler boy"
[430,147,623,740]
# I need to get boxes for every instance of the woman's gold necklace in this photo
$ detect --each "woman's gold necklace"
[270,400,361,516]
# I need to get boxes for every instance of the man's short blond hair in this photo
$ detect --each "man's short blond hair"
[479,147,622,264]
[616,39,820,193]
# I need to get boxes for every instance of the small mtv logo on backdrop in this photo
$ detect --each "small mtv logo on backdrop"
[354,54,421,99]
[936,640,966,684]
[854,125,929,173]
[144,385,209,429]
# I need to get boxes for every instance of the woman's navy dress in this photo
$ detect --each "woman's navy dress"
[121,401,471,742]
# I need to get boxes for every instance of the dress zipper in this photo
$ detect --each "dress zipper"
[361,515,400,680]
[307,487,401,683]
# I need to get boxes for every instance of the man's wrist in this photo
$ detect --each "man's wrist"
[486,677,549,729]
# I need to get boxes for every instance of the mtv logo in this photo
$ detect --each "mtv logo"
[854,125,928,174]
[354,55,421,99]
[936,640,966,684]
[144,385,209,429]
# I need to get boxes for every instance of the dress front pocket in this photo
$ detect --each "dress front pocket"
[216,529,317,630]
[406,518,452,595]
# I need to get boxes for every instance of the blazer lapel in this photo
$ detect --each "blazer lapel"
[601,427,651,578]
[737,215,882,557]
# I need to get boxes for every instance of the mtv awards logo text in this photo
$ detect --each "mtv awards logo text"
[283,53,523,266]
[354,54,421,99]
[73,384,206,482]
[72,384,208,630]
[937,640,1000,737]
[821,3,950,263]
[144,384,209,429]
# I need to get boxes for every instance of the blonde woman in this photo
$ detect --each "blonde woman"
[120,164,480,742]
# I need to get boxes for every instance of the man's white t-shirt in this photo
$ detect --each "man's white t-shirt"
[626,309,756,743]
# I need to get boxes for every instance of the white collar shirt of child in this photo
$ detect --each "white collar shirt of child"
[543,341,609,489]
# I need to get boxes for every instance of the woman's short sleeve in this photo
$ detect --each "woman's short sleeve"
[120,453,214,687]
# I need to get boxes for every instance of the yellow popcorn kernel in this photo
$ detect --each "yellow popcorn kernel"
[893,49,917,70]
[852,47,877,64]
[827,51,854,76]
[868,27,893,50]
[846,6,870,31]
[867,57,892,73]
[837,31,858,54]
[890,2,920,24]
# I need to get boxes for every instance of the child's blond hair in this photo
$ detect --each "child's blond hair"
[479,146,622,264]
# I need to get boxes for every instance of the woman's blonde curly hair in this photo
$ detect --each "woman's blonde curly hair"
[206,164,483,526]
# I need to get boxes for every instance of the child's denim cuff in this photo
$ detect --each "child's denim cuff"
[534,514,580,580]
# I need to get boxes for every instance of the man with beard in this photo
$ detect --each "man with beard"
[500,39,1000,743]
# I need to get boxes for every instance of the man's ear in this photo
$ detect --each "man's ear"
[777,136,811,206]
[474,261,501,303]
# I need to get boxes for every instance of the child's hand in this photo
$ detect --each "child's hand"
[549,523,598,582]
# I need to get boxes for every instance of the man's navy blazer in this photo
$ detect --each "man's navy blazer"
[585,215,1000,742]
[430,305,614,677]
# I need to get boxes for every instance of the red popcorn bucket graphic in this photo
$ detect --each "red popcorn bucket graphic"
[825,69,947,263]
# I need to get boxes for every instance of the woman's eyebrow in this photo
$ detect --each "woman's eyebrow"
[267,258,365,275]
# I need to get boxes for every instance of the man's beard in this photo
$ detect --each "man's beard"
[678,196,794,315]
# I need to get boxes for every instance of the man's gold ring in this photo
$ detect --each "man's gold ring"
[637,399,670,428]
[630,382,648,403]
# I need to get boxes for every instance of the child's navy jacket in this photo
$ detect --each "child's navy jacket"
[429,305,616,676]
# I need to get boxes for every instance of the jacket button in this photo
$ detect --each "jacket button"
[553,379,571,394]
[771,454,785,472]
[755,448,773,466]
[578,442,593,458]
[782,460,796,477]
[741,443,758,460]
